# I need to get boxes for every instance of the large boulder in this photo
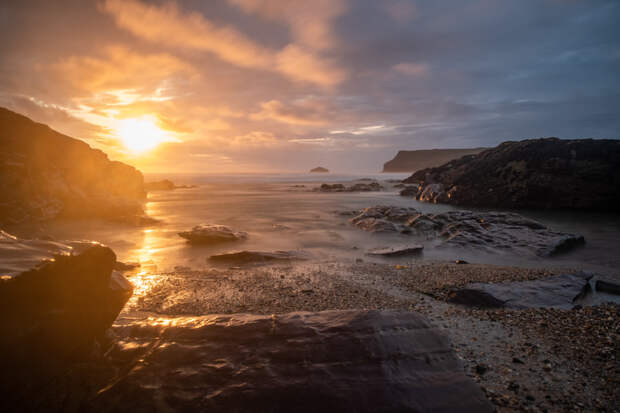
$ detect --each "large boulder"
[403,138,620,211]
[0,107,147,225]
[94,310,493,412]
[0,231,133,360]
[179,224,248,244]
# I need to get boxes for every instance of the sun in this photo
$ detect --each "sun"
[115,116,171,153]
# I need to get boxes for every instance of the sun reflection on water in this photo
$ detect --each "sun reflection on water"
[124,227,164,307]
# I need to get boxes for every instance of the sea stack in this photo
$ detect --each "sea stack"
[310,167,329,173]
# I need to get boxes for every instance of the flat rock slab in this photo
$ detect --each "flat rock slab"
[179,224,248,244]
[450,274,591,309]
[367,245,424,257]
[96,310,493,412]
[209,250,310,264]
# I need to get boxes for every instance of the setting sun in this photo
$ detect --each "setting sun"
[115,116,171,153]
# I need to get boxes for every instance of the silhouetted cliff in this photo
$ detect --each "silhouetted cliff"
[0,107,146,225]
[382,148,487,172]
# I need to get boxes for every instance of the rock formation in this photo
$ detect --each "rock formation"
[403,138,620,211]
[315,182,383,192]
[310,166,329,173]
[348,206,585,257]
[93,310,494,412]
[0,231,133,360]
[209,250,310,264]
[179,224,248,244]
[0,107,146,225]
[383,148,487,172]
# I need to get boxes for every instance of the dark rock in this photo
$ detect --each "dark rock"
[144,179,176,191]
[455,259,469,264]
[179,224,248,244]
[447,288,506,308]
[595,279,620,295]
[0,231,132,360]
[453,274,593,309]
[319,183,346,192]
[317,182,383,192]
[209,250,309,264]
[349,205,420,233]
[512,357,525,364]
[403,138,620,211]
[399,185,419,196]
[94,310,494,412]
[367,245,424,257]
[310,166,329,173]
[475,363,489,375]
[383,148,487,172]
[0,107,146,225]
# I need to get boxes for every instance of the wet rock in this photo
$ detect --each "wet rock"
[96,310,493,412]
[179,224,248,244]
[319,183,346,192]
[451,274,593,309]
[595,279,620,295]
[0,231,133,360]
[447,289,506,308]
[403,138,620,211]
[349,206,585,258]
[209,250,310,264]
[367,245,424,257]
[399,186,419,196]
[317,182,384,192]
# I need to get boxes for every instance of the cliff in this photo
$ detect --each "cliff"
[403,138,620,211]
[0,107,146,225]
[382,148,487,172]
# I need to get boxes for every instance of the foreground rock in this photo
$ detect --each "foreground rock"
[316,182,383,192]
[94,310,493,412]
[349,206,585,257]
[403,138,620,211]
[383,148,487,172]
[179,224,248,244]
[209,250,310,264]
[0,231,133,360]
[310,166,329,173]
[0,107,146,225]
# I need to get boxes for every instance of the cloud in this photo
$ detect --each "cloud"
[102,0,346,87]
[393,62,429,77]
[55,45,196,94]
[228,0,347,50]
[251,99,330,125]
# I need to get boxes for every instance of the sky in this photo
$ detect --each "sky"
[1,0,619,173]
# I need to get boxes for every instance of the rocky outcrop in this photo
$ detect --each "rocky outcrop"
[209,250,310,264]
[0,107,146,225]
[144,179,195,191]
[383,148,487,172]
[348,206,585,257]
[403,138,620,211]
[367,245,424,257]
[0,231,133,360]
[448,274,620,309]
[94,310,493,412]
[310,166,329,173]
[315,182,383,192]
[179,224,248,244]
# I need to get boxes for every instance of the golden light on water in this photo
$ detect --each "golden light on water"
[115,116,172,153]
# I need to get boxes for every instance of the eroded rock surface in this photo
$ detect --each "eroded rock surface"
[95,310,493,412]
[0,231,133,360]
[348,206,585,257]
[179,224,248,244]
[403,138,620,211]
[209,250,310,264]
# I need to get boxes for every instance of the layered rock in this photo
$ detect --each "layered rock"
[383,148,487,172]
[0,231,133,360]
[348,206,585,257]
[179,224,248,244]
[0,107,146,225]
[209,250,310,264]
[315,182,383,192]
[94,310,493,412]
[403,138,620,211]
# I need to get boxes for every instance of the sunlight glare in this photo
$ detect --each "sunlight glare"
[115,116,171,153]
